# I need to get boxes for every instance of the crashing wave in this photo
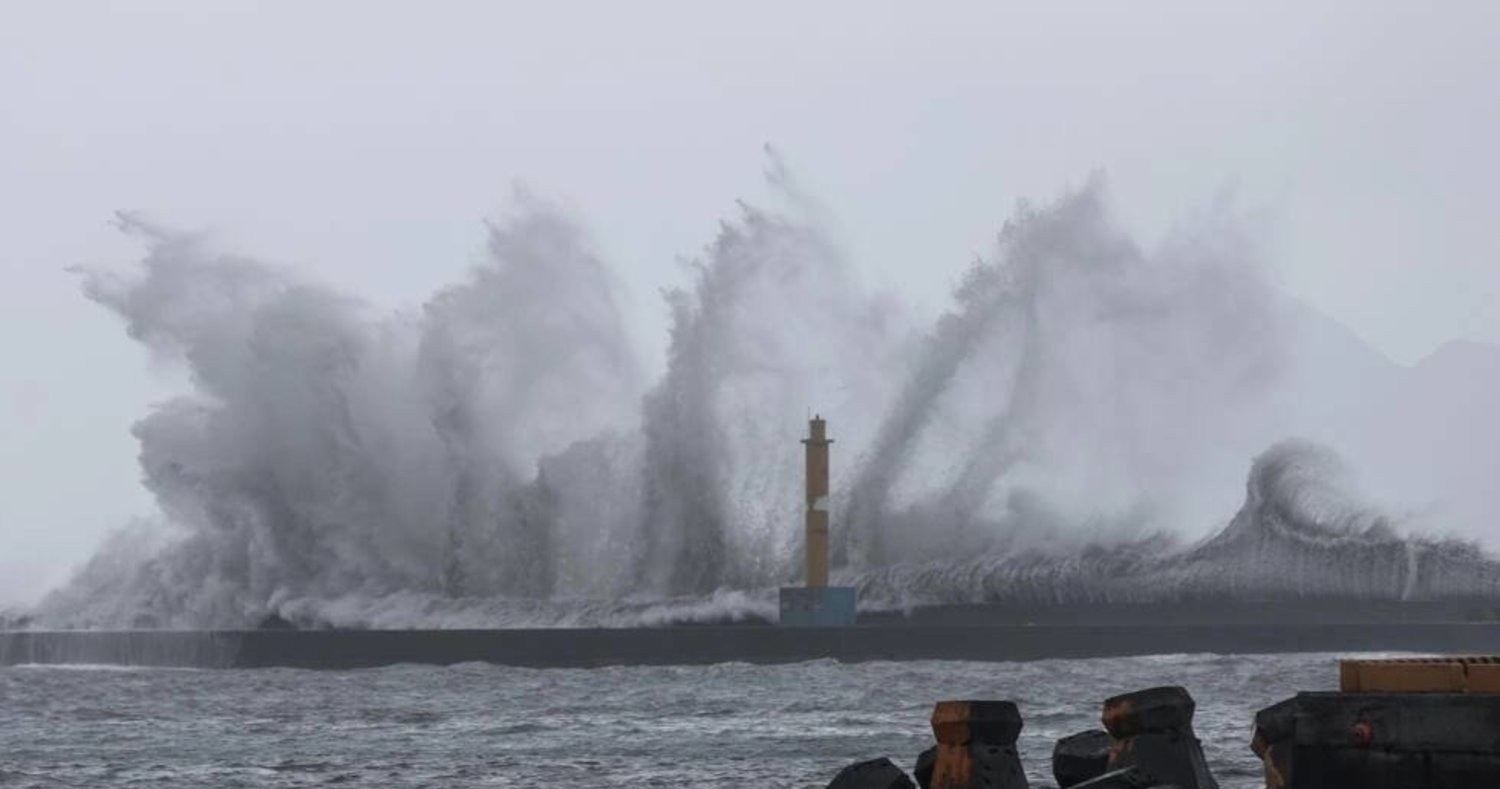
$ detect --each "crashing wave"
[27,168,1500,630]
[851,440,1500,610]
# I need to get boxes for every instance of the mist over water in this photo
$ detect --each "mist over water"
[31,170,1500,629]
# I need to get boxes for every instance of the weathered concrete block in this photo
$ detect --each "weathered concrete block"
[928,700,1028,789]
[1102,686,1195,738]
[931,700,1024,745]
[913,746,936,789]
[928,741,1028,789]
[1102,687,1216,789]
[1251,691,1500,788]
[828,757,916,789]
[1109,733,1216,789]
[1249,696,1296,788]
[1053,729,1111,787]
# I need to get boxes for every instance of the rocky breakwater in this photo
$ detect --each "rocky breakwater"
[825,686,1218,789]
[825,659,1500,788]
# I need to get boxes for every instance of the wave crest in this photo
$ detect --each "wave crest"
[852,440,1500,611]
[30,171,1500,629]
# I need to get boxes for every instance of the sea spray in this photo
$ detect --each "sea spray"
[640,190,904,595]
[844,179,1282,567]
[46,201,644,627]
[31,172,1500,629]
[850,440,1500,610]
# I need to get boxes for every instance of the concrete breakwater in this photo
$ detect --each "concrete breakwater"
[7,622,1500,669]
[827,659,1500,788]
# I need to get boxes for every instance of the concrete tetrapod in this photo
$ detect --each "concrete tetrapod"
[928,700,1029,789]
[1250,691,1500,788]
[827,757,917,789]
[1053,729,1111,787]
[913,746,936,789]
[1100,687,1217,789]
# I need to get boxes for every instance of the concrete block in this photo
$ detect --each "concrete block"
[1465,661,1500,692]
[1340,659,1465,692]
[931,700,1024,745]
[1109,732,1217,789]
[1053,729,1111,787]
[1339,655,1500,693]
[926,742,1028,789]
[929,700,1028,789]
[1102,686,1195,738]
[913,746,936,789]
[1250,697,1296,789]
[828,757,916,789]
[1102,687,1216,789]
[1251,691,1500,788]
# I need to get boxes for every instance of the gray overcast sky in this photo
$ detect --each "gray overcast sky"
[1,1,1497,604]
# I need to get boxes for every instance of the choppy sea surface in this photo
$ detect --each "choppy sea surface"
[0,652,1352,788]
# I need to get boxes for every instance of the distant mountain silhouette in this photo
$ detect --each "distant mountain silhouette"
[1268,297,1499,545]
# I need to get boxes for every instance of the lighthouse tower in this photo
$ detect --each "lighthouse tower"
[778,415,857,627]
[803,414,832,588]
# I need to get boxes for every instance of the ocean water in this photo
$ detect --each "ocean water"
[0,652,1342,788]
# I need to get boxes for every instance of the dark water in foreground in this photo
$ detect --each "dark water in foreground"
[0,652,1347,788]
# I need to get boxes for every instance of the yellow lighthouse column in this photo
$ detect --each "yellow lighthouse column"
[779,414,857,627]
[803,415,832,588]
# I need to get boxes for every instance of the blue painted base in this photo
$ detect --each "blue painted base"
[779,586,858,627]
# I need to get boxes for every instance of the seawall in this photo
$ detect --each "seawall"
[6,622,1500,669]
